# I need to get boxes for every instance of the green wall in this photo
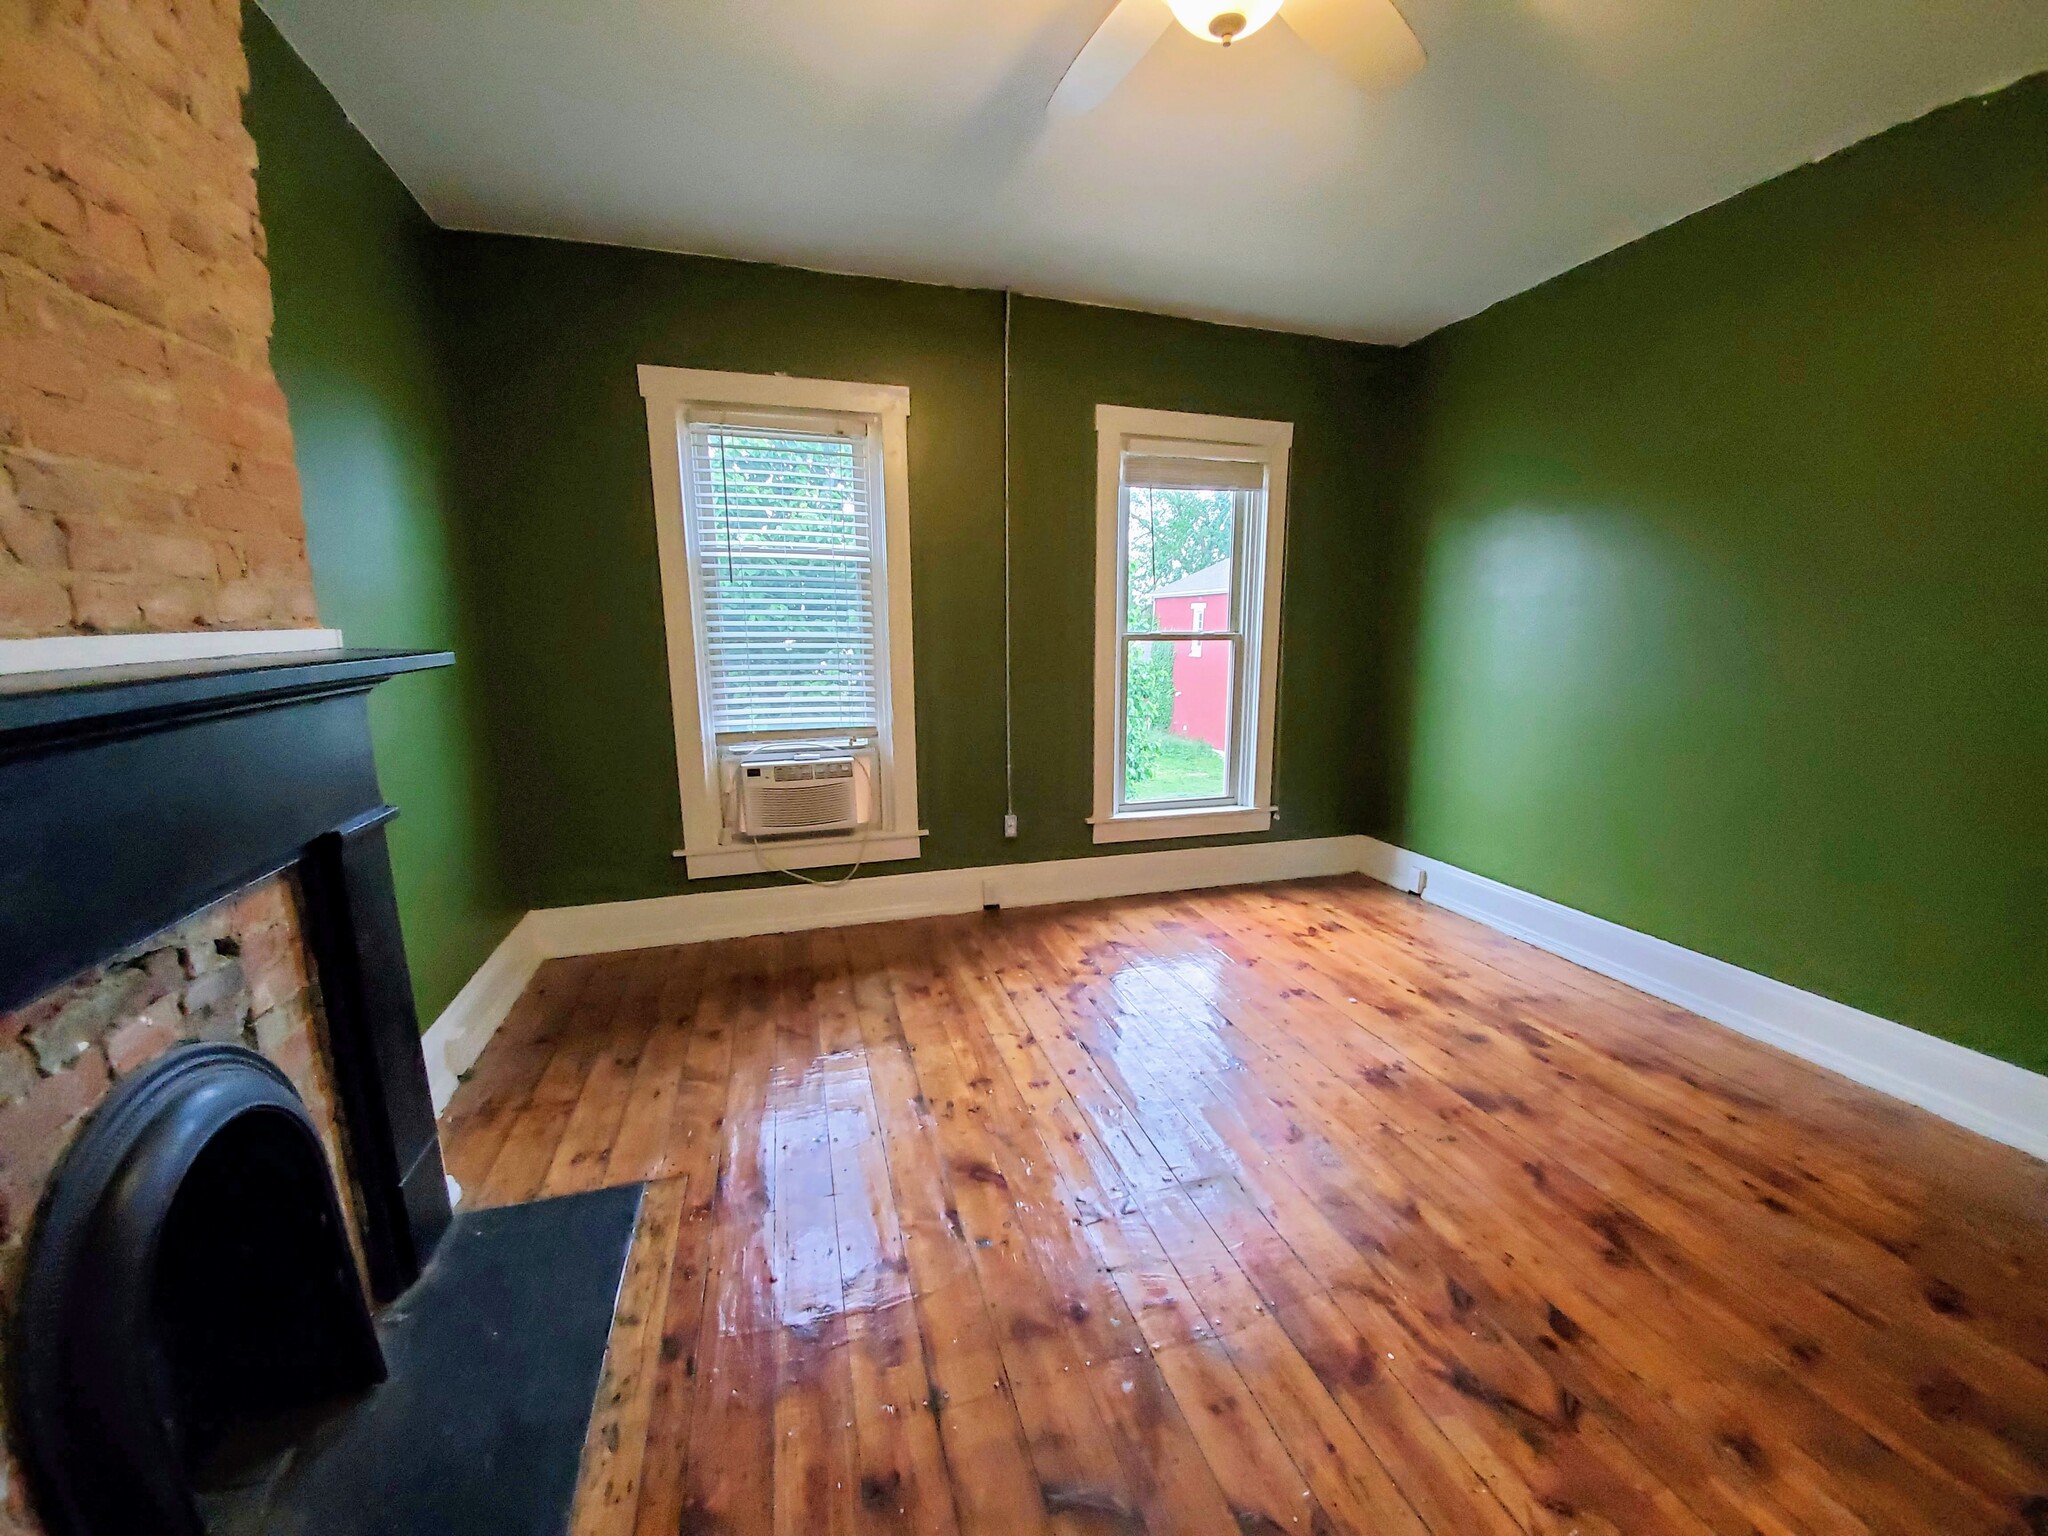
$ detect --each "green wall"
[435,239,1406,907]
[245,8,520,1021]
[245,11,2045,1076]
[1391,78,2047,1072]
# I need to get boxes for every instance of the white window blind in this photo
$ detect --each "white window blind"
[685,417,882,735]
[1121,454,1267,493]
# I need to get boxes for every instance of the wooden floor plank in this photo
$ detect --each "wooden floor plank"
[443,955,601,1133]
[605,946,708,1186]
[628,1181,717,1536]
[844,1298,963,1536]
[444,954,603,1195]
[573,1176,691,1536]
[474,1099,574,1207]
[1083,1349,1245,1536]
[438,880,2048,1536]
[544,949,672,1198]
[671,935,784,1536]
[1151,1332,1326,1532]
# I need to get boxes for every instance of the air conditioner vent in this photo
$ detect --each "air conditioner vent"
[747,776,854,833]
[724,746,876,839]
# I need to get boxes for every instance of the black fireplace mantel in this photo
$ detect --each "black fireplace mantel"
[1,646,455,1301]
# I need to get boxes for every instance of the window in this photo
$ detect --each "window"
[640,366,921,878]
[1092,405,1292,844]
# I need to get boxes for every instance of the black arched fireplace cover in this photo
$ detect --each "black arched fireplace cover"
[12,1043,385,1536]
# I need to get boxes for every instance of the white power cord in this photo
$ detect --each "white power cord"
[758,829,870,888]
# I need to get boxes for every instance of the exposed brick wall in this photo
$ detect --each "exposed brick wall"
[0,875,358,1532]
[0,0,316,637]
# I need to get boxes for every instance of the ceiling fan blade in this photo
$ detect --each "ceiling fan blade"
[1049,0,1173,116]
[1282,0,1425,92]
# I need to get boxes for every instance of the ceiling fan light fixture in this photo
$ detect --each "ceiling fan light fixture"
[1165,0,1284,45]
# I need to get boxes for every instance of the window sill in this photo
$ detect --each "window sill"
[678,831,924,880]
[1089,806,1273,845]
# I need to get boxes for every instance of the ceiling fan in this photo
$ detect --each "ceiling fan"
[1049,0,1425,115]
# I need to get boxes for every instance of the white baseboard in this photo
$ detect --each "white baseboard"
[526,835,1368,959]
[422,830,2046,1164]
[421,915,545,1113]
[0,627,345,675]
[1357,837,2048,1162]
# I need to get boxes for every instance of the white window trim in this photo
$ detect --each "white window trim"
[639,364,922,879]
[1091,404,1292,846]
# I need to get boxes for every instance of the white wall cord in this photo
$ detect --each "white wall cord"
[1002,290,1016,830]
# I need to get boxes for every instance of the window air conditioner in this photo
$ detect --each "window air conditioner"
[724,744,878,840]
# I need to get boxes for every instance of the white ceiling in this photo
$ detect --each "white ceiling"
[258,0,2047,343]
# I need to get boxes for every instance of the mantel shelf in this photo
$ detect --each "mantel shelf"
[0,647,452,752]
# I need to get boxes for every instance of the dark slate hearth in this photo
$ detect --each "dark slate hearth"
[200,1185,643,1536]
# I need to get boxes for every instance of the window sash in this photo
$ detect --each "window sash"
[1113,478,1259,814]
[1117,634,1243,812]
[682,415,887,738]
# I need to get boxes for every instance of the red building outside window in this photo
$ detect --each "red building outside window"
[1151,559,1232,752]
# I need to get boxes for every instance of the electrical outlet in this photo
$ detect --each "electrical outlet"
[1003,813,1019,839]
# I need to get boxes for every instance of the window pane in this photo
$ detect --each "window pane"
[1125,486,1235,634]
[1124,638,1233,805]
[688,424,881,734]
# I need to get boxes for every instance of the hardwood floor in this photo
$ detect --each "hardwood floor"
[437,878,2048,1536]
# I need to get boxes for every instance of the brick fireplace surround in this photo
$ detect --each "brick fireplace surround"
[0,879,352,1530]
[0,1,377,1529]
[0,877,352,1258]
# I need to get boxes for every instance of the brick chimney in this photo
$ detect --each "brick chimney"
[1,0,314,637]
